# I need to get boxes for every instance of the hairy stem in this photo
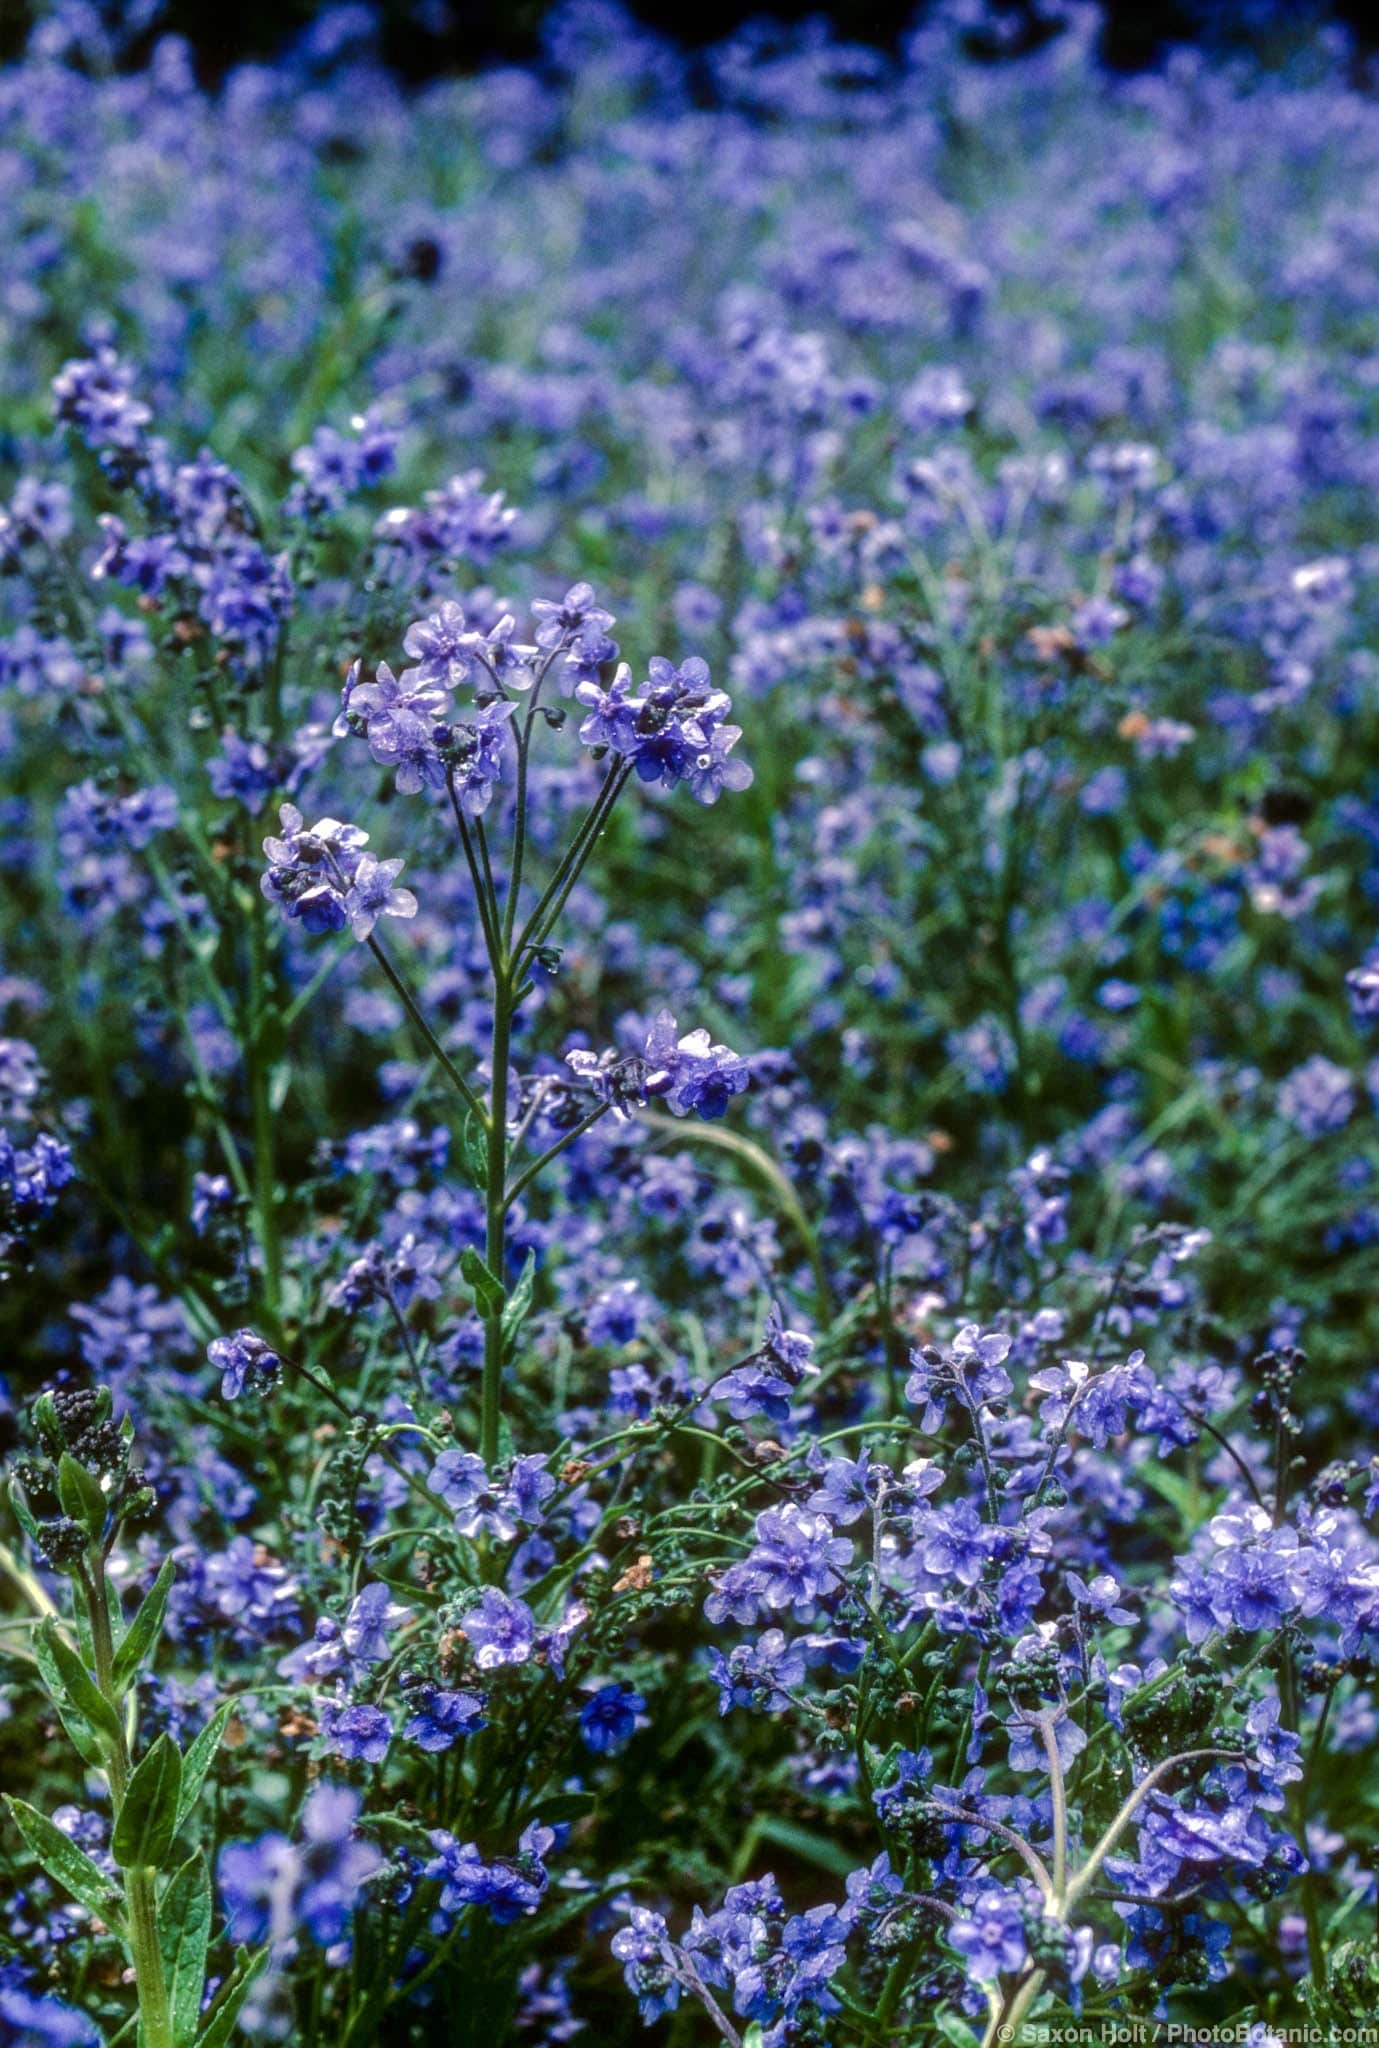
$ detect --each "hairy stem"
[84,1562,176,2048]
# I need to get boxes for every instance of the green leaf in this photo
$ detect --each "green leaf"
[934,2008,982,2047]
[161,1850,213,2048]
[744,1814,858,1880]
[500,1248,538,1355]
[31,1623,107,1768]
[176,1702,233,1830]
[112,1734,183,1870]
[460,1244,505,1319]
[460,1113,488,1190]
[196,1945,269,2048]
[43,1620,123,1745]
[57,1452,107,1540]
[527,1789,595,1826]
[5,1795,125,1929]
[6,1474,42,1545]
[112,1558,176,1692]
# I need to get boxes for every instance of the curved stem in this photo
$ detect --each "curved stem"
[637,1111,833,1323]
[928,1799,1056,1906]
[1063,1747,1235,1912]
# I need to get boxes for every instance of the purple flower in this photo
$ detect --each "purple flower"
[643,1011,750,1119]
[403,601,473,690]
[531,580,614,651]
[427,1820,554,1923]
[208,729,280,813]
[710,1629,807,1715]
[342,1582,411,1668]
[463,1588,536,1669]
[260,804,375,937]
[337,661,450,795]
[317,1699,392,1765]
[191,1172,234,1234]
[0,1983,101,2046]
[611,1907,681,2023]
[684,721,753,805]
[208,1329,280,1400]
[1007,1708,1088,1776]
[947,1884,1029,1982]
[1277,1055,1354,1137]
[450,698,516,817]
[344,852,418,941]
[429,1449,515,1541]
[705,1505,852,1626]
[218,1784,382,1952]
[567,1010,748,1122]
[405,1686,487,1753]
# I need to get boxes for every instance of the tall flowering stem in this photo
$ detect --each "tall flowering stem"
[261,586,755,1470]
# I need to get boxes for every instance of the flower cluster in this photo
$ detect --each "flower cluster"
[260,806,417,941]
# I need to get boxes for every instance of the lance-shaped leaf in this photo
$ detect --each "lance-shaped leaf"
[195,1945,269,2048]
[161,1849,213,2048]
[112,1557,176,1692]
[112,1733,183,1869]
[500,1248,538,1357]
[32,1622,107,1768]
[460,1244,505,1319]
[43,1619,123,1746]
[4,1795,126,1931]
[176,1701,233,1830]
[459,1112,488,1190]
[57,1452,107,1541]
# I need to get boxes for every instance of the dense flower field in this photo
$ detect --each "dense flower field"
[5,2,1379,2042]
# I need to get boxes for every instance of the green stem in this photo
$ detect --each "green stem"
[503,1102,610,1210]
[248,916,282,1323]
[84,1563,176,2048]
[366,933,488,1127]
[983,1968,1047,2048]
[481,977,512,1469]
[513,760,631,969]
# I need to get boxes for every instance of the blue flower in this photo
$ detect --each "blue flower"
[579,1682,646,1754]
[947,1883,1029,1982]
[317,1699,392,1764]
[462,1587,536,1670]
[342,1582,411,1668]
[404,1686,487,1753]
[219,1784,382,1953]
[207,1328,280,1400]
[426,1820,554,1924]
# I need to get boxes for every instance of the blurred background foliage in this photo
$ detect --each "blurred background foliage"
[4,0,1378,81]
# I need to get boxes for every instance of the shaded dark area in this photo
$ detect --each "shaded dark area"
[6,0,1379,79]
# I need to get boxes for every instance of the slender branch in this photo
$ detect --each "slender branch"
[448,777,504,969]
[366,933,488,1126]
[512,759,632,969]
[927,1800,1056,1905]
[1036,1713,1069,1902]
[1063,1747,1236,1911]
[504,1102,611,1210]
